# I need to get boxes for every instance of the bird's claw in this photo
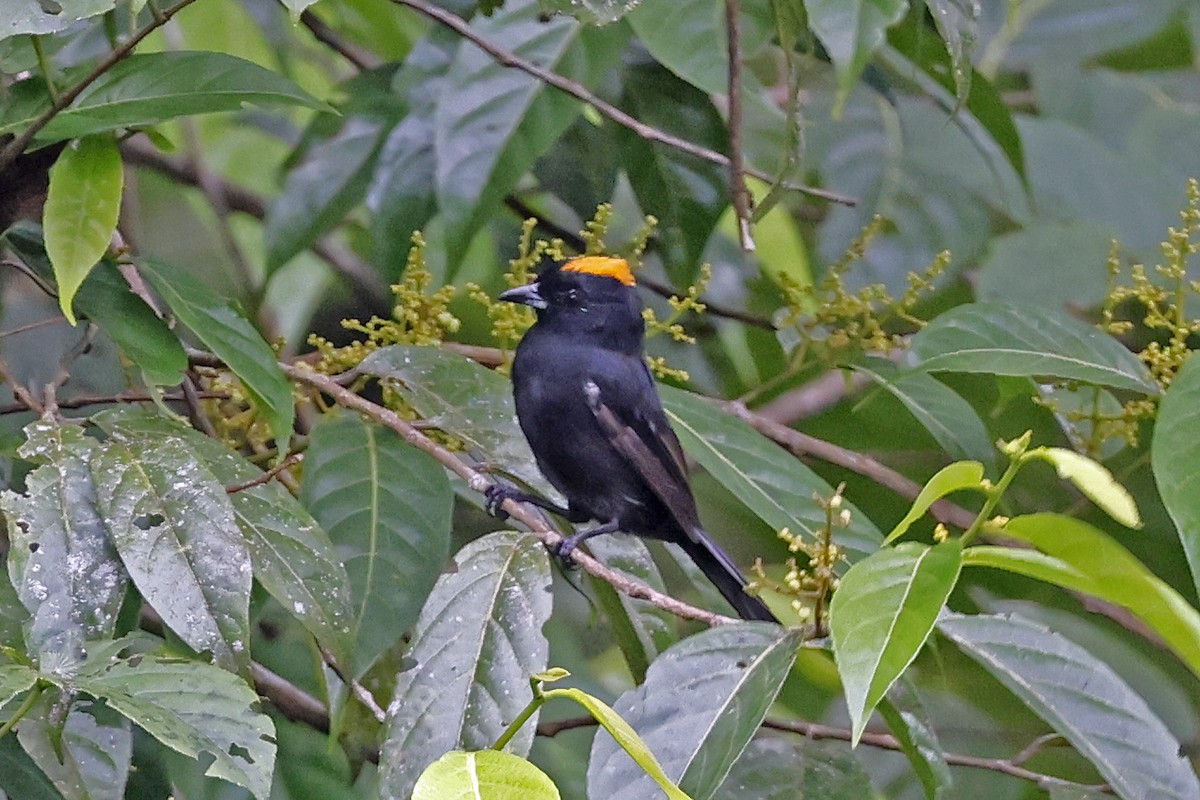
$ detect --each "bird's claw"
[484,484,512,520]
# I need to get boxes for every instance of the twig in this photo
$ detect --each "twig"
[182,372,220,437]
[252,662,330,733]
[393,0,854,207]
[0,353,44,414]
[0,0,204,173]
[320,647,387,723]
[0,316,62,339]
[0,389,227,416]
[261,356,737,627]
[226,451,304,493]
[755,369,875,423]
[723,0,754,251]
[299,10,382,71]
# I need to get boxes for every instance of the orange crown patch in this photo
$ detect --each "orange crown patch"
[561,256,636,286]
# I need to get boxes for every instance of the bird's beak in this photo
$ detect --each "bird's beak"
[498,282,547,309]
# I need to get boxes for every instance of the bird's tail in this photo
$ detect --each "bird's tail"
[679,530,778,623]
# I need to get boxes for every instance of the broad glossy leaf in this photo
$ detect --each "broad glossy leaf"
[714,737,876,799]
[939,612,1199,800]
[43,136,123,325]
[1152,351,1200,599]
[885,461,985,544]
[1029,448,1140,528]
[0,52,330,142]
[138,259,294,451]
[0,733,65,800]
[805,0,907,100]
[660,386,881,559]
[909,302,1158,394]
[587,624,802,800]
[413,751,560,800]
[380,532,552,800]
[18,695,131,800]
[68,653,276,800]
[266,118,382,272]
[96,408,354,671]
[0,0,114,38]
[359,345,550,494]
[1,420,127,674]
[91,433,252,674]
[854,359,993,463]
[983,513,1200,682]
[830,540,963,743]
[301,412,451,676]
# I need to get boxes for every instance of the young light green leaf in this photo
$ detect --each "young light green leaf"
[412,750,560,800]
[981,513,1200,682]
[830,540,963,744]
[1029,447,1140,528]
[661,386,881,560]
[300,412,451,676]
[43,135,123,324]
[939,612,1200,800]
[1152,351,1200,599]
[547,687,689,800]
[138,259,294,452]
[885,461,985,544]
[95,408,354,671]
[587,624,801,800]
[67,654,276,800]
[909,302,1158,394]
[379,532,552,800]
[91,434,252,674]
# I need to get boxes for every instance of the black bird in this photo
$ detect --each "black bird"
[487,256,777,622]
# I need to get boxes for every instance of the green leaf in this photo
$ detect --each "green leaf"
[300,412,451,676]
[976,221,1114,310]
[95,408,355,671]
[830,540,963,743]
[17,695,132,800]
[138,259,294,451]
[412,751,560,800]
[714,736,877,799]
[923,0,978,105]
[0,420,127,674]
[885,461,984,544]
[1152,351,1200,599]
[278,0,318,23]
[0,0,115,39]
[975,513,1200,682]
[909,302,1158,394]
[0,52,331,142]
[90,433,252,674]
[1028,447,1141,528]
[939,612,1200,800]
[853,359,994,463]
[358,345,551,495]
[804,0,908,103]
[0,733,66,800]
[660,387,881,559]
[265,118,382,273]
[43,136,123,325]
[587,624,801,800]
[548,687,689,800]
[0,663,37,705]
[877,695,953,800]
[67,653,276,800]
[379,532,552,800]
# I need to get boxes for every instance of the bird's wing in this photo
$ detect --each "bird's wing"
[583,369,704,540]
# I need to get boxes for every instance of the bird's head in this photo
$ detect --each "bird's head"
[499,256,644,345]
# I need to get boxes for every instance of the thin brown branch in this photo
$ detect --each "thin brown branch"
[252,662,330,734]
[0,316,62,339]
[299,10,382,71]
[182,372,220,437]
[0,389,228,416]
[320,646,387,724]
[0,0,205,173]
[393,0,854,207]
[266,356,737,627]
[226,451,304,493]
[756,369,875,423]
[723,0,755,251]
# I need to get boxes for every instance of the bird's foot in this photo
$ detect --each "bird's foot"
[551,519,621,566]
[484,484,514,520]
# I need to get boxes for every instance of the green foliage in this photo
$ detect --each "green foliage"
[3,0,1200,798]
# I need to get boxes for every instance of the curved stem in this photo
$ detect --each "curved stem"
[0,683,44,740]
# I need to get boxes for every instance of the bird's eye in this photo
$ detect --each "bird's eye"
[565,288,581,303]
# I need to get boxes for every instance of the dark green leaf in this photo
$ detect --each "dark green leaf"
[138,259,294,451]
[923,0,978,105]
[0,420,127,674]
[43,135,123,324]
[588,624,802,800]
[68,653,276,800]
[939,612,1200,800]
[0,52,331,143]
[909,302,1158,394]
[0,733,65,800]
[830,540,963,743]
[975,221,1114,310]
[1152,351,1200,600]
[379,532,552,800]
[805,0,907,102]
[714,737,876,799]
[877,695,953,800]
[91,433,252,674]
[95,408,355,671]
[17,695,132,800]
[660,387,881,559]
[537,0,640,24]
[0,663,37,706]
[412,751,560,800]
[300,412,452,676]
[0,0,114,39]
[266,118,382,273]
